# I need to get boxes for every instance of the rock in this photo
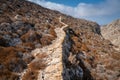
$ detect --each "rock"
[0,9,3,14]
[14,15,22,21]
[1,3,7,10]
[101,19,120,51]
[0,36,9,47]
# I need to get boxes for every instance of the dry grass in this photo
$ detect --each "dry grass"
[22,70,38,80]
[28,59,46,71]
[22,52,47,80]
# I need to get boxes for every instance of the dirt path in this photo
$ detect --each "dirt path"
[29,16,68,80]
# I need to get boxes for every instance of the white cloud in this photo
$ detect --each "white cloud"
[27,0,120,24]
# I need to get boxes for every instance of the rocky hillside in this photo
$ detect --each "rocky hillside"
[101,19,120,51]
[0,0,120,80]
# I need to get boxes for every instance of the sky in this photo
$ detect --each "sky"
[28,0,120,25]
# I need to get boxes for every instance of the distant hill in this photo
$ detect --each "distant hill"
[0,0,120,80]
[101,19,120,51]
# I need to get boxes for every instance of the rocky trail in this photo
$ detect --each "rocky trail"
[21,16,68,80]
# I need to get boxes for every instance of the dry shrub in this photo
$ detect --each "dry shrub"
[20,30,37,42]
[47,25,56,37]
[26,52,47,80]
[40,35,54,46]
[72,45,80,53]
[36,52,47,58]
[0,46,29,79]
[29,52,47,71]
[0,47,16,63]
[81,43,89,52]
[0,46,46,79]
[22,70,38,80]
[111,52,120,60]
[22,42,35,50]
[29,59,46,71]
[0,67,19,80]
[72,36,82,48]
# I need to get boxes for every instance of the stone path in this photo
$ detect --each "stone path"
[31,16,68,80]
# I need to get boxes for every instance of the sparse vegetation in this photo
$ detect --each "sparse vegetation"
[0,0,119,80]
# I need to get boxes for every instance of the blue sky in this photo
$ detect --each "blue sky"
[46,0,105,7]
[28,0,120,25]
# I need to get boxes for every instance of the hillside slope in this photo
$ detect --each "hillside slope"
[101,19,120,51]
[0,0,120,80]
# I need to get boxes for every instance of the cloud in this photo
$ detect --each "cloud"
[27,0,120,24]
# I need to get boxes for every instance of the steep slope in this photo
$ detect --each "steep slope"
[62,27,120,80]
[101,19,120,51]
[0,0,120,80]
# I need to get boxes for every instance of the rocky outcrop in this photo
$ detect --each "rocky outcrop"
[62,27,120,80]
[101,19,120,51]
[0,0,120,80]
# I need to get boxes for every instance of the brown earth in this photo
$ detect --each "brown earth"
[0,0,120,80]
